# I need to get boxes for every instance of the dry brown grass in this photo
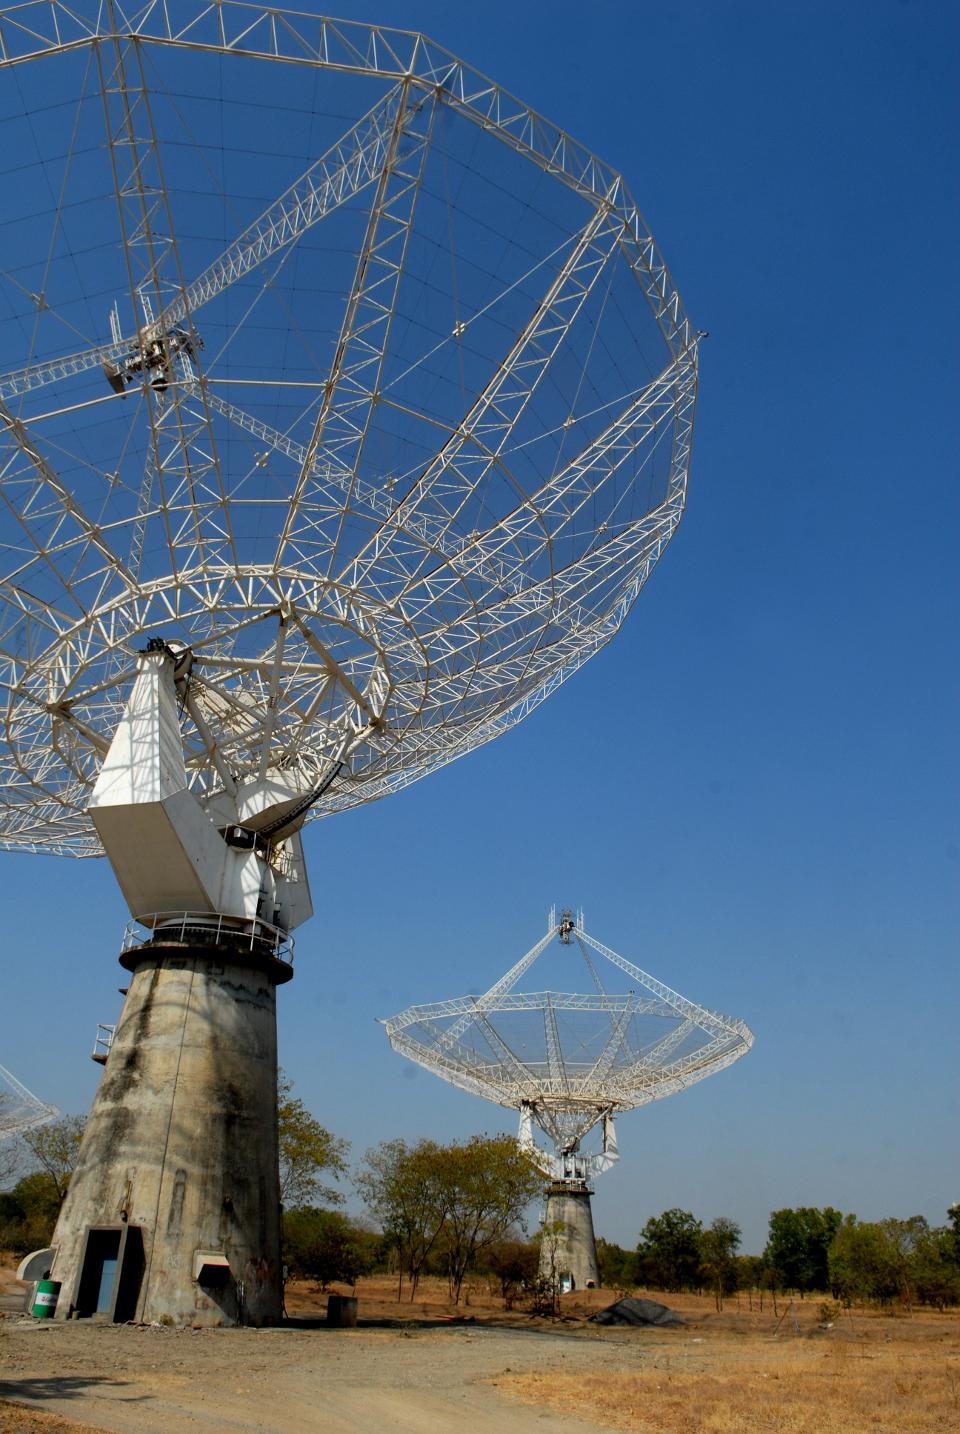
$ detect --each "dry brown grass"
[0,1403,113,1433]
[496,1309,960,1433]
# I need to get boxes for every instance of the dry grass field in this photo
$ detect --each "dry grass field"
[494,1289,960,1433]
[1,1266,957,1433]
[498,1330,959,1432]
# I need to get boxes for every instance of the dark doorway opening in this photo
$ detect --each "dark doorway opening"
[75,1224,144,1321]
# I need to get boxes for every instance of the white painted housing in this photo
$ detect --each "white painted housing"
[88,650,312,930]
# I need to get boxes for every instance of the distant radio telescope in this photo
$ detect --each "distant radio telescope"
[0,2,699,1324]
[0,1063,58,1142]
[384,909,753,1291]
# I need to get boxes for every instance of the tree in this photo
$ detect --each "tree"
[947,1203,960,1266]
[357,1134,542,1304]
[282,1207,375,1289]
[735,1253,772,1310]
[765,1207,842,1293]
[0,1134,19,1190]
[534,1219,566,1315]
[435,1135,542,1302]
[0,1171,64,1254]
[700,1217,742,1311]
[484,1237,540,1306]
[909,1225,960,1310]
[278,1071,348,1208]
[880,1215,930,1304]
[596,1237,635,1291]
[356,1138,449,1299]
[826,1214,960,1310]
[19,1116,85,1205]
[635,1209,703,1293]
[828,1216,902,1304]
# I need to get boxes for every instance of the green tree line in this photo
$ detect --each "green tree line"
[595,1203,960,1311]
[4,1088,958,1313]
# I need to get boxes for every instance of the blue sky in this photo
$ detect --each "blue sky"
[3,0,957,1254]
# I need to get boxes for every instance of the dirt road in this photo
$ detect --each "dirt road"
[0,1319,664,1434]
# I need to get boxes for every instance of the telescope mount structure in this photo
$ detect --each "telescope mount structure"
[0,3,699,1324]
[383,909,754,1291]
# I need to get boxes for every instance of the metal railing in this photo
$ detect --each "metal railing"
[92,1024,115,1062]
[122,911,294,965]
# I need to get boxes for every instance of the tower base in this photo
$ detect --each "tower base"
[539,1180,599,1292]
[49,924,290,1327]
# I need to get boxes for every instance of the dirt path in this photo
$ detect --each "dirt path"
[0,1320,664,1434]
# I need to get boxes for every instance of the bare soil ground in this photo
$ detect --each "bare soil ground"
[1,1266,957,1433]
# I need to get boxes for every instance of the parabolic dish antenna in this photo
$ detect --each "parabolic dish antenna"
[0,2,700,1327]
[0,1062,58,1140]
[0,0,697,859]
[384,908,753,1289]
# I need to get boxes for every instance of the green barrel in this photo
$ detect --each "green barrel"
[31,1279,61,1318]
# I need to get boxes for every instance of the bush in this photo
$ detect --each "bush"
[283,1207,376,1289]
[482,1237,539,1305]
[829,1218,905,1305]
[0,1172,61,1255]
[596,1237,635,1290]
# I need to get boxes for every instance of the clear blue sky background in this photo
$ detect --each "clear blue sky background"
[4,0,957,1254]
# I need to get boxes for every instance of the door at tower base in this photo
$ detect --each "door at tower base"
[47,936,286,1326]
[72,1224,144,1321]
[540,1182,600,1292]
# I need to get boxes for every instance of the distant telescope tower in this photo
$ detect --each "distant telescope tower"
[383,909,754,1292]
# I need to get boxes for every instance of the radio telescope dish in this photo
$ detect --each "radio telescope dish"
[0,2,699,1326]
[0,1063,58,1141]
[0,1,697,859]
[384,908,753,1289]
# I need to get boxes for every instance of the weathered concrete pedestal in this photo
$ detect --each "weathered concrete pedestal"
[540,1180,599,1292]
[49,926,291,1327]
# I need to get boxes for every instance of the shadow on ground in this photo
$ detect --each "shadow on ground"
[0,1376,145,1405]
[283,1314,485,1331]
[280,1315,600,1343]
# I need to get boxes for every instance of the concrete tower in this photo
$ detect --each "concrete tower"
[528,1106,614,1294]
[45,645,313,1326]
[540,1181,600,1292]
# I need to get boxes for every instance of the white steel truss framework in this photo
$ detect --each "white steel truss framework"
[383,910,753,1165]
[0,1060,58,1139]
[0,2,699,856]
